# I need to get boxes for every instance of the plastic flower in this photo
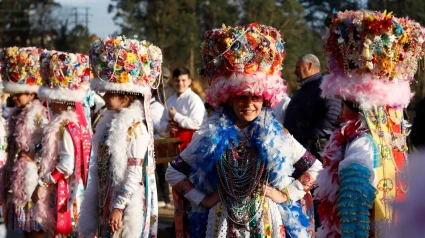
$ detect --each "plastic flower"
[127,53,137,63]
[118,72,129,83]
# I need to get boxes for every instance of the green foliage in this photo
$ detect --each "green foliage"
[0,0,59,48]
[110,0,322,94]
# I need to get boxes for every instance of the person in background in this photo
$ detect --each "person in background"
[159,66,174,103]
[90,93,106,128]
[160,67,205,151]
[411,96,425,149]
[284,54,341,160]
[151,82,172,209]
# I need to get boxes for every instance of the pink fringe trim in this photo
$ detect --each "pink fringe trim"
[14,100,47,151]
[35,110,79,232]
[205,72,287,108]
[320,73,414,109]
[11,159,27,205]
[0,166,6,203]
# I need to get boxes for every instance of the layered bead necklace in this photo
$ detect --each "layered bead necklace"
[217,140,268,226]
[97,129,112,209]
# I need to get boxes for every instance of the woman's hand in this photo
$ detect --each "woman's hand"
[200,190,220,208]
[264,184,288,204]
[109,209,123,233]
[31,185,46,203]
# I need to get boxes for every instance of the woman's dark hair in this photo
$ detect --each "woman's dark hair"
[118,93,144,105]
[173,67,190,78]
[343,100,361,112]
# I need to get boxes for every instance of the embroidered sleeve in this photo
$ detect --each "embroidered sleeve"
[170,155,192,176]
[113,188,134,209]
[113,121,148,209]
[127,121,149,159]
[292,151,317,180]
[286,151,322,201]
[55,128,75,177]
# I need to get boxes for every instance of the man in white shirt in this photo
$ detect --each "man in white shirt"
[160,67,205,151]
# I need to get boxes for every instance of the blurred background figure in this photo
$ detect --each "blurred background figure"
[389,150,425,238]
[90,93,106,129]
[411,96,425,150]
[160,67,205,152]
[284,54,341,160]
[158,67,174,103]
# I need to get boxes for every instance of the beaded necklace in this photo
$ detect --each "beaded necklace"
[97,129,112,209]
[217,140,268,226]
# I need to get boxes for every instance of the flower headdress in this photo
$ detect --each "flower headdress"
[89,36,162,97]
[199,22,287,108]
[321,10,425,109]
[38,51,91,102]
[3,47,45,94]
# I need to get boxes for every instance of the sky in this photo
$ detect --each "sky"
[55,0,120,37]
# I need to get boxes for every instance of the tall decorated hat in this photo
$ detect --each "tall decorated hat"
[199,22,286,108]
[89,36,162,234]
[3,47,45,94]
[38,51,91,102]
[89,36,163,97]
[321,10,425,109]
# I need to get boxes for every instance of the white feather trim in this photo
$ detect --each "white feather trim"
[106,100,147,237]
[36,110,80,232]
[3,82,40,94]
[38,86,88,102]
[80,101,148,237]
[91,78,152,96]
[78,110,115,236]
[23,161,39,202]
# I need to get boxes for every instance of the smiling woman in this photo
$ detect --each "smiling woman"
[166,23,323,238]
[229,94,264,128]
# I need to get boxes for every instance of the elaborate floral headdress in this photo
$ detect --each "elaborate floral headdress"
[199,22,286,108]
[321,10,425,109]
[3,47,45,94]
[38,51,91,102]
[89,36,162,97]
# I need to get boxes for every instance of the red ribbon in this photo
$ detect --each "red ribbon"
[74,102,90,186]
[56,179,73,235]
[53,103,92,235]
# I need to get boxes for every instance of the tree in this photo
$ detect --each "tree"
[110,0,200,74]
[0,0,59,48]
[299,0,363,34]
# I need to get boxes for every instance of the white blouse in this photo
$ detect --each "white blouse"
[113,121,149,209]
[339,136,377,186]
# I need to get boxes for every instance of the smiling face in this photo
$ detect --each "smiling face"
[231,94,264,128]
[173,74,191,96]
